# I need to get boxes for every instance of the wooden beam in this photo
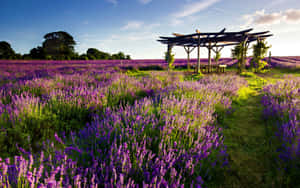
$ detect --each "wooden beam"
[162,28,254,39]
[212,46,224,54]
[172,33,185,37]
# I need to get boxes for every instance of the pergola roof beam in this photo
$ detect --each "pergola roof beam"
[159,28,254,40]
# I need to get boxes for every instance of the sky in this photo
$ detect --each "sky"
[1,0,300,59]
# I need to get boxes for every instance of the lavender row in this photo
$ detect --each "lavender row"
[261,77,300,169]
[0,73,247,187]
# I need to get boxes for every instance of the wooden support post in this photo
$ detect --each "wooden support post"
[187,50,190,70]
[167,44,172,55]
[197,45,201,73]
[208,42,212,73]
[167,44,173,71]
[184,46,190,71]
[238,38,247,73]
[197,36,201,73]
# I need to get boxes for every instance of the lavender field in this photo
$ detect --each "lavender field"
[0,59,299,187]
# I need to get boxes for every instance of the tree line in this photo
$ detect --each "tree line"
[0,31,131,60]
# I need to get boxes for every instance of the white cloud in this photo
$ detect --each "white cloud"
[121,21,144,30]
[241,9,300,28]
[253,11,282,25]
[138,0,152,4]
[285,9,300,23]
[244,9,282,26]
[106,0,117,5]
[173,0,221,18]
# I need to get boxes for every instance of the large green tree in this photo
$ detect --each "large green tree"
[42,31,76,60]
[0,41,16,59]
[232,41,248,73]
[251,39,271,73]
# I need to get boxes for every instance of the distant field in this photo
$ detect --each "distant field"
[0,56,299,70]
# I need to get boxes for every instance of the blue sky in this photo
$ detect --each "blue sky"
[1,0,300,59]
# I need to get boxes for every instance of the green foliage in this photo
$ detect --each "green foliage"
[1,33,132,60]
[0,99,91,158]
[240,71,256,78]
[0,41,16,59]
[79,54,89,60]
[232,42,248,73]
[214,51,221,64]
[251,60,268,73]
[42,31,76,60]
[29,46,45,59]
[87,48,111,60]
[188,72,204,81]
[164,50,175,70]
[251,40,271,73]
[126,55,131,60]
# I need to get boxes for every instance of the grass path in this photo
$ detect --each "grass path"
[217,76,276,187]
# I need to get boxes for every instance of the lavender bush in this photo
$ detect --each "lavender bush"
[262,76,300,180]
[0,60,251,187]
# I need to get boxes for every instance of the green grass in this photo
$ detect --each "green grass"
[218,92,275,187]
[212,68,300,187]
[211,74,274,187]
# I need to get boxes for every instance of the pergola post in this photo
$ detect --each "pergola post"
[184,46,190,70]
[208,42,212,73]
[197,36,201,73]
[187,49,190,70]
[184,46,196,71]
[167,43,173,55]
[167,43,173,71]
[241,37,248,72]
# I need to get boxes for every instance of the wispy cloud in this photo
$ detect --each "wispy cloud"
[241,9,300,28]
[121,21,144,30]
[121,21,160,31]
[253,10,282,25]
[106,0,118,5]
[285,9,300,23]
[138,0,152,4]
[173,0,221,18]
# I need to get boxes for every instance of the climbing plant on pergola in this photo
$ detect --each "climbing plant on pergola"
[157,28,273,73]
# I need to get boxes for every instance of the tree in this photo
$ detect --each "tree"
[87,48,111,60]
[251,39,271,73]
[116,52,126,59]
[214,51,221,64]
[126,55,131,60]
[29,46,45,59]
[111,54,118,60]
[79,54,89,60]
[42,31,76,60]
[0,41,16,59]
[165,50,175,71]
[232,41,248,73]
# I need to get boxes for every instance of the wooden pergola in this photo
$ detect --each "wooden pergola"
[157,28,273,73]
